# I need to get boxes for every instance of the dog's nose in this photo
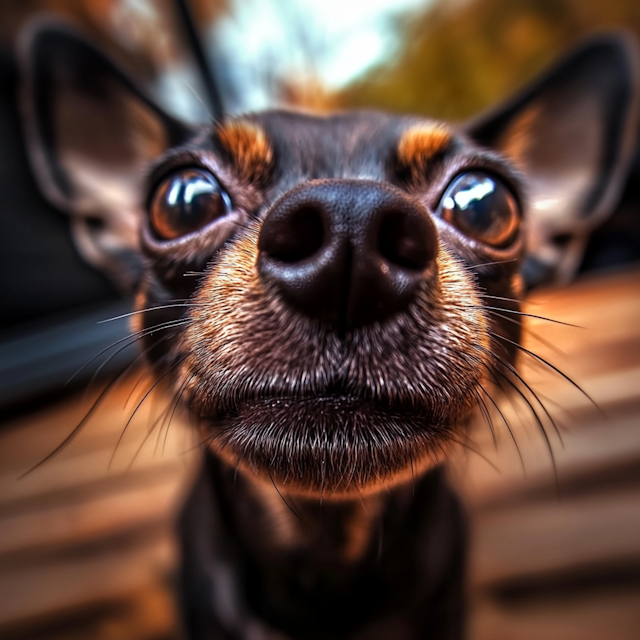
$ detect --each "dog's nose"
[257,179,438,331]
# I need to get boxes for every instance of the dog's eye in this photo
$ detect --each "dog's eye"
[438,172,519,247]
[149,168,231,240]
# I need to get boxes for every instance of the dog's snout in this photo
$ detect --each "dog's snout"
[257,180,438,331]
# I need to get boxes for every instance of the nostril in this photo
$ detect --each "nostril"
[260,204,325,264]
[258,180,438,331]
[378,208,436,271]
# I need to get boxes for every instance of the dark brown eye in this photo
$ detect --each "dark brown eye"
[438,172,520,247]
[149,168,231,240]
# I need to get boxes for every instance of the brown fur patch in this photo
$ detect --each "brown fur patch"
[397,123,452,175]
[216,119,273,183]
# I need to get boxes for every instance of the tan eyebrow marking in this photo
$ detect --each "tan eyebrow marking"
[216,120,273,183]
[397,123,452,171]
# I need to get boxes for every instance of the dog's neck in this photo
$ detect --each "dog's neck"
[180,451,465,639]
[244,477,386,565]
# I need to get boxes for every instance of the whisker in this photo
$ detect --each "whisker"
[449,435,501,473]
[495,366,558,481]
[268,467,302,521]
[434,437,449,468]
[468,258,518,269]
[409,446,416,496]
[457,304,581,328]
[86,330,176,399]
[109,354,189,469]
[533,391,578,423]
[489,344,564,445]
[127,392,182,470]
[478,293,524,304]
[123,334,181,408]
[124,368,152,409]
[233,448,247,490]
[97,302,200,324]
[20,358,143,477]
[152,367,192,455]
[478,383,524,469]
[184,429,224,456]
[161,374,195,454]
[180,77,215,122]
[484,309,567,357]
[66,318,190,386]
[471,387,496,448]
[476,343,557,465]
[490,331,600,415]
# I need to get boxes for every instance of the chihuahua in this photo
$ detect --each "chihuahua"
[19,21,639,640]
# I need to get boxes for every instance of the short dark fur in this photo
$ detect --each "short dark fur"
[19,21,640,640]
[138,113,520,496]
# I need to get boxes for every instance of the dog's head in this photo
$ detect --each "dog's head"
[20,23,639,496]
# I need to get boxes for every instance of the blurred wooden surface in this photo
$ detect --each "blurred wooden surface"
[0,266,638,639]
[460,266,640,640]
[0,374,198,640]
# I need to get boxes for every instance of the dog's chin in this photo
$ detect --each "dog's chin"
[202,395,465,497]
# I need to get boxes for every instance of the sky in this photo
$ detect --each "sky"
[209,0,431,112]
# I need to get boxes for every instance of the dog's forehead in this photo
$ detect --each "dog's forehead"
[219,110,455,187]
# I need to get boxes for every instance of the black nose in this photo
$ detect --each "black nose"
[257,179,438,331]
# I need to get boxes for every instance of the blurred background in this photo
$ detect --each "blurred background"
[1,0,640,343]
[0,1,639,639]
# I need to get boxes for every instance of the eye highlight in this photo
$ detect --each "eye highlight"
[438,172,520,247]
[149,168,231,241]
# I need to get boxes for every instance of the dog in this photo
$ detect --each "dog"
[18,20,640,640]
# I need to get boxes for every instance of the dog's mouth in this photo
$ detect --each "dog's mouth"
[197,386,467,496]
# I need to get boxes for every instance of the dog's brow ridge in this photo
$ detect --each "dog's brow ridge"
[216,119,274,182]
[397,122,453,169]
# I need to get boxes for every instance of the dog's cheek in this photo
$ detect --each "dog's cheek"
[130,272,195,370]
[176,224,337,411]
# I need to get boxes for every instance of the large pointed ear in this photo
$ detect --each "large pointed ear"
[18,19,194,292]
[466,34,640,287]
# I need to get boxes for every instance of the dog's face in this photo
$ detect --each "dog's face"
[20,25,639,496]
[135,111,524,495]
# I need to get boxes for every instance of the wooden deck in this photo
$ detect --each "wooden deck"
[462,267,640,640]
[0,373,197,639]
[1,267,639,639]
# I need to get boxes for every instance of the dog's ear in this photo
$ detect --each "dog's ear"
[466,34,640,287]
[19,20,194,291]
